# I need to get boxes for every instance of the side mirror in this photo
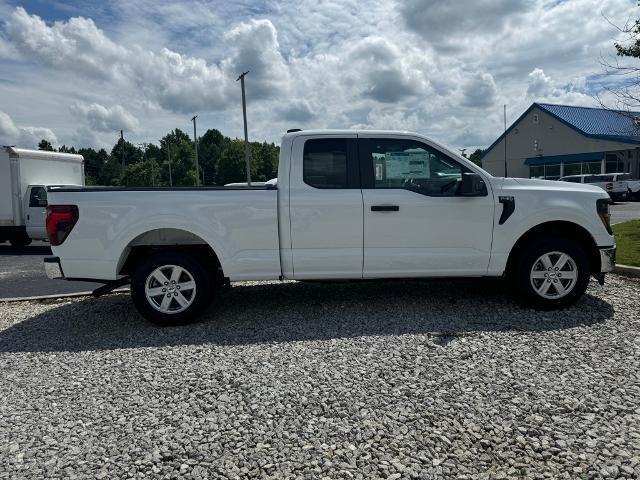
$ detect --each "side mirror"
[459,173,487,196]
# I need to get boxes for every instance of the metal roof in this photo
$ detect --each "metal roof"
[482,103,640,159]
[537,103,640,138]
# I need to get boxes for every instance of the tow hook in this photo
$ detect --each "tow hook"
[92,277,130,297]
[594,273,605,286]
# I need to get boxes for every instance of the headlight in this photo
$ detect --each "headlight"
[596,198,612,234]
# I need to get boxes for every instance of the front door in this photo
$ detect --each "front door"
[360,135,494,278]
[25,185,48,240]
[288,135,363,279]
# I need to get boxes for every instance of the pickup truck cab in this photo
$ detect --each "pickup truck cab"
[45,130,616,325]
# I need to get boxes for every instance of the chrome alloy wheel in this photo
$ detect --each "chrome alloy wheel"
[530,251,578,300]
[145,264,196,314]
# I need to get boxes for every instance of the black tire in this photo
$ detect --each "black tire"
[9,235,32,247]
[513,237,590,310]
[131,251,213,326]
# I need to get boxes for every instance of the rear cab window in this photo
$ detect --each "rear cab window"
[302,138,359,189]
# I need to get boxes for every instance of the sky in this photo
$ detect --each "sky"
[0,0,637,152]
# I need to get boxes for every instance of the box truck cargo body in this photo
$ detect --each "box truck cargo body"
[1,147,84,245]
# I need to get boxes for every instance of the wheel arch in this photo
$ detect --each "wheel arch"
[117,228,224,282]
[505,220,601,276]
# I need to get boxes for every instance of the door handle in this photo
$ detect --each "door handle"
[371,205,399,212]
[26,214,30,220]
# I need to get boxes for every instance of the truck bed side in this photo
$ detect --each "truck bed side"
[47,187,281,281]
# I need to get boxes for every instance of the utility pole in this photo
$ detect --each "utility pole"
[236,71,252,186]
[503,104,508,177]
[120,130,125,170]
[191,115,199,186]
[167,142,173,187]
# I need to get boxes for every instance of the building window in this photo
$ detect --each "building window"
[533,114,539,124]
[563,163,581,176]
[545,164,561,180]
[605,153,624,173]
[582,161,602,174]
[529,165,544,178]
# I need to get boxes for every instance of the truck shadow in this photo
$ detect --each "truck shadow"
[0,245,52,256]
[0,279,614,353]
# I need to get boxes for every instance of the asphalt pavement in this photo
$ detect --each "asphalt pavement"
[610,200,640,225]
[0,201,638,299]
[0,241,98,298]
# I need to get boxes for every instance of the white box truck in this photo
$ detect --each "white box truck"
[1,146,84,246]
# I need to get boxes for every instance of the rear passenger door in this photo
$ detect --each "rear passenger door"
[288,135,363,279]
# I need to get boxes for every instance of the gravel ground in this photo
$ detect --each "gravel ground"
[0,276,639,479]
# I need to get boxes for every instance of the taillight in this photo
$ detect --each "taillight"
[606,182,613,191]
[596,199,612,234]
[46,205,79,246]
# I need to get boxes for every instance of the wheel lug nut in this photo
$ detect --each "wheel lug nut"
[167,294,171,298]
[176,286,180,289]
[162,288,166,292]
[553,280,558,283]
[164,282,168,285]
[174,292,178,296]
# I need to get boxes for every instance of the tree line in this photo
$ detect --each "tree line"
[37,128,279,187]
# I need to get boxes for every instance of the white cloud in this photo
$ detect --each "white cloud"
[461,73,498,108]
[0,110,58,148]
[70,103,139,132]
[400,0,531,51]
[0,0,635,152]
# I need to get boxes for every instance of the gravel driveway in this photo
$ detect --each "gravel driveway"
[1,276,639,479]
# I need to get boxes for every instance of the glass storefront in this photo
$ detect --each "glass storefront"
[563,163,582,176]
[528,151,634,179]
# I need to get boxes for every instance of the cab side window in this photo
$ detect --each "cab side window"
[29,187,47,207]
[303,138,359,189]
[363,138,467,196]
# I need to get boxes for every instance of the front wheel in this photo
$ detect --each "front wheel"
[131,251,213,326]
[513,238,590,309]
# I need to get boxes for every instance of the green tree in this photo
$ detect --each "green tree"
[252,141,279,181]
[159,129,197,186]
[198,128,225,185]
[110,139,142,167]
[468,148,484,167]
[38,139,54,151]
[216,139,252,185]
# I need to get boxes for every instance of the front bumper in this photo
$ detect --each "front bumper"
[599,246,616,273]
[44,256,65,279]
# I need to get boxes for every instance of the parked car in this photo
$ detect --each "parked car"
[608,173,640,201]
[44,130,616,325]
[0,147,84,246]
[558,173,628,202]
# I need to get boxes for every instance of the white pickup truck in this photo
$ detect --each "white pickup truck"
[45,130,616,325]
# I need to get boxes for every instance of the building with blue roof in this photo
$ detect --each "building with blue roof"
[481,103,640,179]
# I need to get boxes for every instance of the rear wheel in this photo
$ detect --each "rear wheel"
[513,238,590,309]
[131,251,213,326]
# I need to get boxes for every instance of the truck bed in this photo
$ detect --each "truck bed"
[46,186,281,281]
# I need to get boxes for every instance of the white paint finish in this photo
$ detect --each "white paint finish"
[48,129,615,284]
[362,189,494,277]
[49,189,281,281]
[288,134,363,279]
[24,186,47,239]
[486,177,614,274]
[0,147,83,234]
